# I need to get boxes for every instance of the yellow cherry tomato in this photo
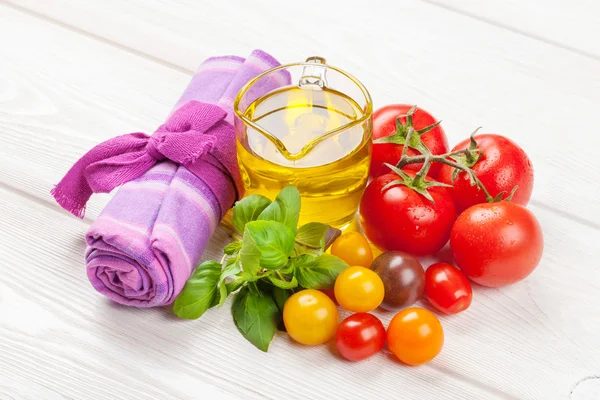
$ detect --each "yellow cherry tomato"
[331,232,374,268]
[334,266,384,312]
[387,308,444,365]
[283,289,339,345]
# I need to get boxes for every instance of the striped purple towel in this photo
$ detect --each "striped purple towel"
[82,50,288,307]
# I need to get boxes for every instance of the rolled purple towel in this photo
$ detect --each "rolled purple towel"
[52,50,289,307]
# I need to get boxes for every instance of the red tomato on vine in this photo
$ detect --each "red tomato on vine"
[370,105,449,179]
[360,168,456,256]
[438,134,534,213]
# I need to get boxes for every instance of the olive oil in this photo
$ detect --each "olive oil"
[236,85,371,228]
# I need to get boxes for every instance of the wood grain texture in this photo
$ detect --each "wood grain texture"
[1,184,599,400]
[421,0,600,59]
[5,0,600,227]
[0,1,599,399]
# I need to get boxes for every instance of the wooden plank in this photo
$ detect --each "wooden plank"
[1,182,599,399]
[3,1,600,227]
[1,3,599,399]
[422,0,600,59]
[0,4,189,219]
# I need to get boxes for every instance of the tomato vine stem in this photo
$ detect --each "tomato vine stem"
[395,147,495,202]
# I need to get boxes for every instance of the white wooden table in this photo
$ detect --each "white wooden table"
[1,1,599,399]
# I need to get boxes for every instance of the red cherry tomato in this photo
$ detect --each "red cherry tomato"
[335,313,386,361]
[370,105,449,179]
[425,263,472,314]
[438,134,534,213]
[450,202,543,287]
[360,172,456,256]
[319,288,337,304]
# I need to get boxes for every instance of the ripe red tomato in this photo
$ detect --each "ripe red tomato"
[438,134,534,213]
[370,105,449,179]
[360,172,456,256]
[335,313,386,361]
[450,202,543,287]
[425,263,472,314]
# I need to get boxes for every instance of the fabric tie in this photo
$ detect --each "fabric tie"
[51,101,228,218]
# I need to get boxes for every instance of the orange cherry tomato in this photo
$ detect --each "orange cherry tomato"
[331,232,374,268]
[387,308,444,365]
[283,289,338,345]
[334,266,384,312]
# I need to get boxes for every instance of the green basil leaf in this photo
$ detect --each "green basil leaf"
[295,222,329,249]
[245,220,295,269]
[240,232,262,280]
[258,186,301,233]
[173,260,222,319]
[292,244,323,258]
[272,287,291,312]
[294,253,349,289]
[232,286,280,352]
[232,194,272,233]
[218,258,241,307]
[223,241,242,255]
[271,286,291,332]
[267,274,298,289]
[226,279,245,295]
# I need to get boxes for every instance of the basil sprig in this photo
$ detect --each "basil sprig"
[173,185,347,352]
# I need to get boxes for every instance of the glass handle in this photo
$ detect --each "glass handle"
[299,56,328,89]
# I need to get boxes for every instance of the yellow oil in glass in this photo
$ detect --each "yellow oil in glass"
[236,85,371,228]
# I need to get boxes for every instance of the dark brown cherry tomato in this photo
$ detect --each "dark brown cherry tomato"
[370,251,425,311]
[424,263,472,314]
[335,313,386,361]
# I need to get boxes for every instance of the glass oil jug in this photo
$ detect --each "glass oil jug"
[234,57,373,228]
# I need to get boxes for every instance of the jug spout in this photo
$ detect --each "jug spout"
[234,58,373,164]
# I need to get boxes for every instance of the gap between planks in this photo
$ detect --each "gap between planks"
[0,181,95,225]
[3,2,194,76]
[420,0,600,63]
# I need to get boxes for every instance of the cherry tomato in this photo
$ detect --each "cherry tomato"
[283,289,338,345]
[360,172,456,256]
[438,134,534,213]
[334,266,384,312]
[370,251,425,311]
[387,308,444,365]
[450,202,543,287]
[319,288,337,304]
[370,105,449,179]
[425,263,472,314]
[331,232,374,268]
[335,313,386,361]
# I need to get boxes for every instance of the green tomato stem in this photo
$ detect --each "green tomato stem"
[395,148,495,202]
[400,127,414,161]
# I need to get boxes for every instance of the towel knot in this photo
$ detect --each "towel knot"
[145,135,166,161]
[51,101,229,218]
